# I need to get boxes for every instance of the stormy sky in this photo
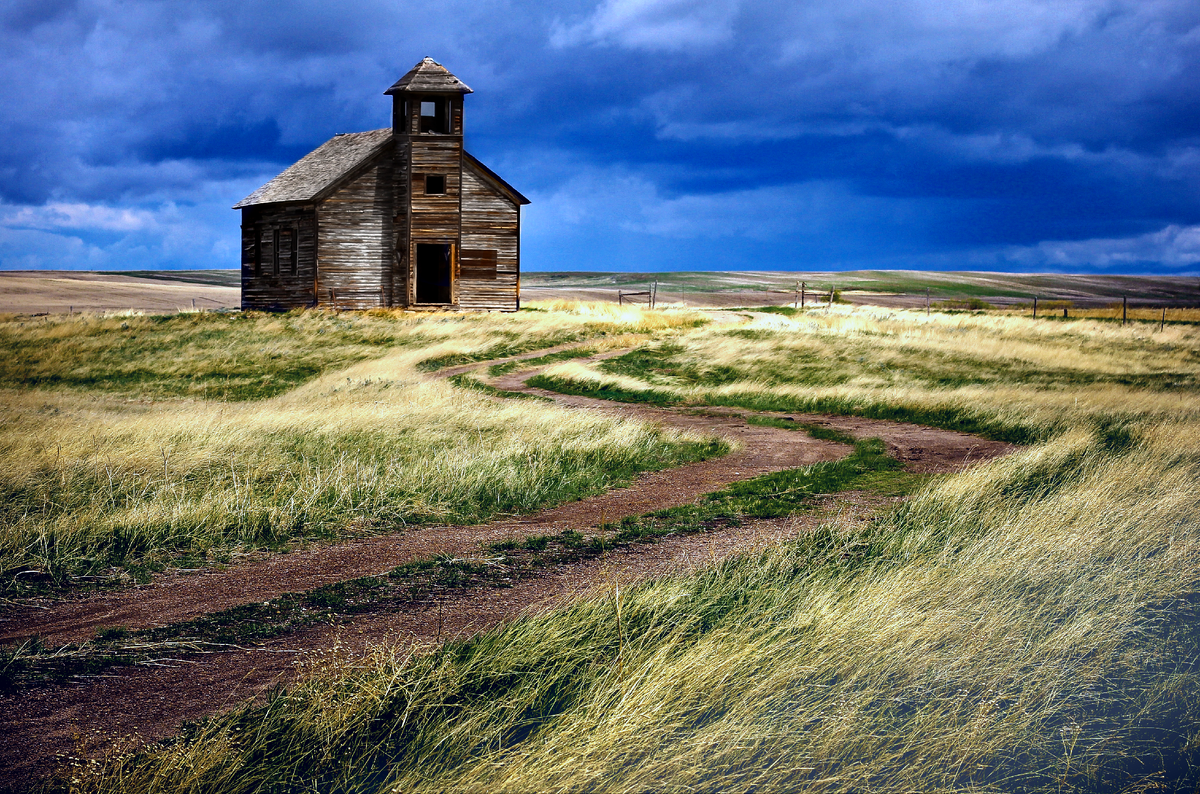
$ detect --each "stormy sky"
[1,0,1198,273]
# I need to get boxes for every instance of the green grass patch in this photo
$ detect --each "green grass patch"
[743,414,858,445]
[526,373,681,406]
[527,370,1038,443]
[600,338,1200,395]
[416,333,582,372]
[445,373,552,401]
[0,311,417,401]
[487,346,598,377]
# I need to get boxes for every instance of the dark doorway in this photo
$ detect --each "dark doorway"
[416,243,452,304]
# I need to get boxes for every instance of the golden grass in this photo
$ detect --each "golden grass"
[997,305,1200,323]
[540,305,1200,442]
[522,298,710,330]
[0,305,718,583]
[74,420,1200,793]
[23,302,1200,792]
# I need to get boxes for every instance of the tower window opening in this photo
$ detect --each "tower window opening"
[424,174,446,195]
[419,98,448,133]
[394,99,410,134]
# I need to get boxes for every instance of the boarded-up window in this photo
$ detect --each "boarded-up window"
[279,228,296,275]
[257,228,273,276]
[461,249,498,280]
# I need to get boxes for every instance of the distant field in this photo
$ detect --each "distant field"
[3,269,1199,315]
[0,270,238,314]
[523,269,1200,309]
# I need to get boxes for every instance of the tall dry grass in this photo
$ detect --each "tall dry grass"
[24,303,1200,793]
[538,305,1200,442]
[0,305,716,584]
[69,419,1200,793]
[997,305,1200,323]
[0,302,706,400]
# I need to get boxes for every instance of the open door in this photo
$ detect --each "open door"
[415,242,453,304]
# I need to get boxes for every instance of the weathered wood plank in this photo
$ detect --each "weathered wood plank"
[316,151,393,310]
[240,204,319,310]
[459,163,519,310]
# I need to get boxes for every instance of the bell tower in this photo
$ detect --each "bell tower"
[386,57,472,307]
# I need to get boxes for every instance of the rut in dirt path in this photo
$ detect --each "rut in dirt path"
[0,345,1017,789]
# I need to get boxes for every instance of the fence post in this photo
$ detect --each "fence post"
[794,281,799,309]
[1161,307,1166,332]
[618,291,623,306]
[1033,296,1038,318]
[801,281,805,308]
[1123,295,1127,325]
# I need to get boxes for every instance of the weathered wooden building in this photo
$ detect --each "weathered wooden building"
[234,58,529,311]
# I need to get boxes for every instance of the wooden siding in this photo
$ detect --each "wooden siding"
[460,163,519,311]
[406,135,463,306]
[391,137,410,306]
[409,138,462,238]
[315,148,393,310]
[240,204,318,310]
[238,65,522,314]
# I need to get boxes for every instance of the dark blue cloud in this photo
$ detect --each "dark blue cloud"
[1,0,1198,272]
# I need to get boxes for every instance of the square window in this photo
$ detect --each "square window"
[420,101,437,117]
[425,174,446,195]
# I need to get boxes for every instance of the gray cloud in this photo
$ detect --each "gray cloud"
[1,0,1197,272]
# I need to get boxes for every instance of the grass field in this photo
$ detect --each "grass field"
[532,306,1200,444]
[0,304,717,590]
[7,300,1200,793]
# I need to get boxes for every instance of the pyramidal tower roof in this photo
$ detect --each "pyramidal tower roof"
[385,57,473,95]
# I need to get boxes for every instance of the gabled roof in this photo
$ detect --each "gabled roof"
[464,151,531,206]
[385,57,473,95]
[232,129,392,208]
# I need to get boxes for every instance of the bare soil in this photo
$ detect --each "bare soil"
[0,271,238,315]
[0,352,1016,790]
